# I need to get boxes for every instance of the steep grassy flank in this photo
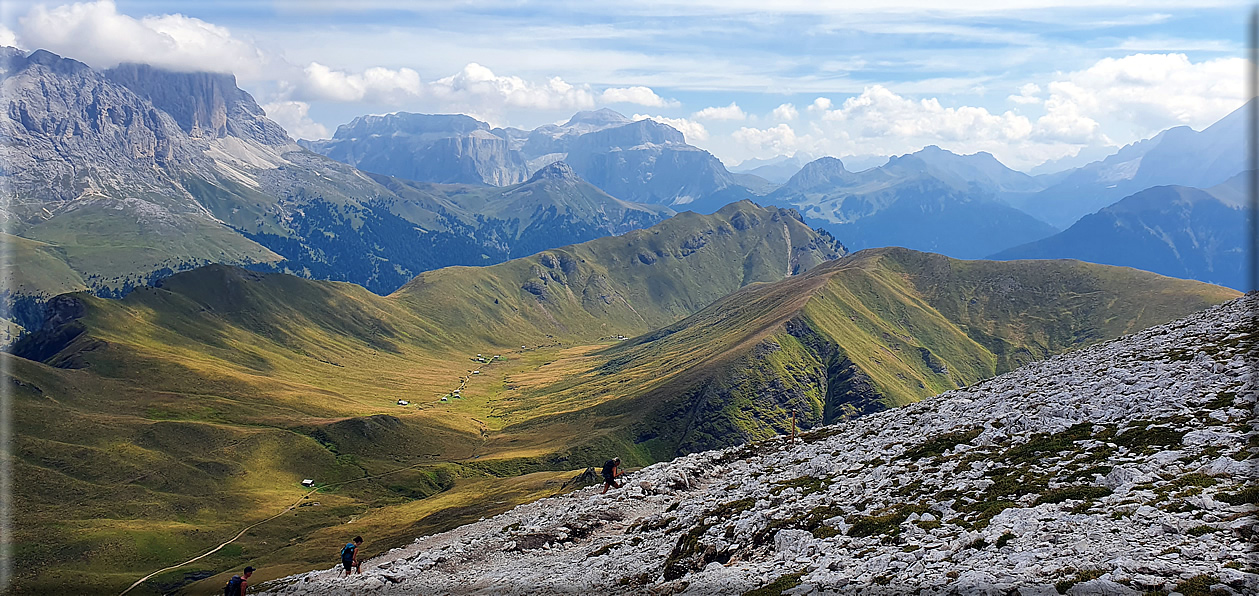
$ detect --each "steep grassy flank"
[497,248,1238,459]
[7,201,841,594]
[1,233,88,297]
[391,201,839,346]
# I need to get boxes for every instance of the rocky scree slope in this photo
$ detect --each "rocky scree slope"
[262,295,1257,595]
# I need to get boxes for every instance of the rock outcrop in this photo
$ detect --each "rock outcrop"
[261,295,1257,595]
[299,112,530,185]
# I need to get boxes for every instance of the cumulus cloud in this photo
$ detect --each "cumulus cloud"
[1039,53,1246,136]
[631,114,709,142]
[1008,83,1041,105]
[601,86,676,107]
[692,101,747,121]
[807,97,833,112]
[428,63,597,111]
[18,0,268,77]
[771,103,798,121]
[261,100,328,140]
[822,85,1033,143]
[1033,88,1103,143]
[732,123,806,155]
[0,24,19,48]
[298,62,423,104]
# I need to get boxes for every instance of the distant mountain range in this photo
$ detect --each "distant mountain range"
[0,48,678,337]
[303,108,750,209]
[299,112,530,185]
[1007,101,1249,229]
[991,173,1250,290]
[761,153,1057,259]
[730,153,818,183]
[2,44,1250,339]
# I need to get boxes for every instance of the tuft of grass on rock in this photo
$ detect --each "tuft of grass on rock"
[1054,568,1105,594]
[1034,486,1112,506]
[742,570,806,596]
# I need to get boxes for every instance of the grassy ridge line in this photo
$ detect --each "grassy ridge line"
[486,248,1239,462]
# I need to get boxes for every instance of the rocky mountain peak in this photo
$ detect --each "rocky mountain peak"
[782,156,851,189]
[564,108,630,127]
[332,112,488,140]
[526,160,579,183]
[104,62,289,145]
[19,48,93,76]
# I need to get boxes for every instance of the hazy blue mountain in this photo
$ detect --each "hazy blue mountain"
[990,176,1250,291]
[307,107,755,210]
[730,153,816,183]
[902,145,1044,194]
[1009,101,1249,228]
[372,161,675,259]
[520,108,631,162]
[765,154,1056,259]
[730,172,778,195]
[299,112,529,185]
[562,118,746,208]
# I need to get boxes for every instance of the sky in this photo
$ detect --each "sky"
[0,0,1251,172]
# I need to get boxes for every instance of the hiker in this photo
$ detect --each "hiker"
[341,536,363,576]
[601,457,624,494]
[223,566,253,596]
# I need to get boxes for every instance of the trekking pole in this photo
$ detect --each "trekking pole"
[791,410,797,443]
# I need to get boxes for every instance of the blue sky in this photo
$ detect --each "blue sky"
[0,0,1250,171]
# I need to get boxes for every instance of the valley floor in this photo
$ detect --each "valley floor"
[260,296,1258,595]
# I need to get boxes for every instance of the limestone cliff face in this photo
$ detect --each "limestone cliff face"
[104,62,290,145]
[0,48,203,207]
[563,119,739,206]
[300,112,529,185]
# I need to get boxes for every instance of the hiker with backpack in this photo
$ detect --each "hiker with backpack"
[223,566,253,595]
[341,536,363,576]
[601,457,624,494]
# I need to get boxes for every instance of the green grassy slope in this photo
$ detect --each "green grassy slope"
[500,248,1239,461]
[6,202,841,593]
[7,221,1237,594]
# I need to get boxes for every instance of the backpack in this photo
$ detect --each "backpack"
[340,542,356,561]
[223,576,243,596]
[601,460,616,478]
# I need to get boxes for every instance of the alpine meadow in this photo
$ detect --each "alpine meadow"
[0,2,1255,595]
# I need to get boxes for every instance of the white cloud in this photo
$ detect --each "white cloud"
[1033,86,1103,143]
[429,62,597,110]
[692,101,746,121]
[1039,53,1247,137]
[807,97,833,112]
[1008,82,1042,104]
[631,113,709,142]
[771,103,798,121]
[732,123,807,155]
[600,85,676,107]
[18,0,268,77]
[298,62,423,104]
[822,85,1033,143]
[0,24,18,48]
[261,100,329,140]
